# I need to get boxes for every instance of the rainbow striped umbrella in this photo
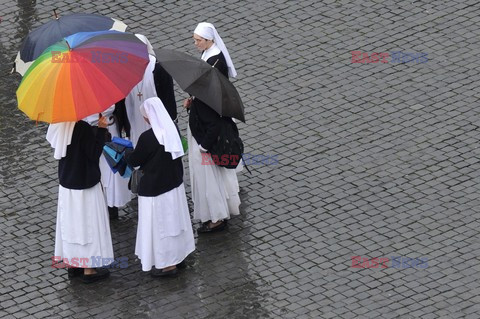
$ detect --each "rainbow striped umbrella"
[16,30,149,123]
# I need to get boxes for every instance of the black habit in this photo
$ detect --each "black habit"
[188,51,229,151]
[125,129,183,197]
[58,121,107,190]
[154,63,177,121]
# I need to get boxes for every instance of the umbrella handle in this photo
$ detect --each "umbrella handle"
[53,8,59,19]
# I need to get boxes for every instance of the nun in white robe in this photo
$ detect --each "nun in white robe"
[84,107,132,211]
[125,97,195,272]
[125,35,157,146]
[47,120,114,270]
[186,22,241,228]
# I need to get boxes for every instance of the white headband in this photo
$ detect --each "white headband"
[194,22,237,78]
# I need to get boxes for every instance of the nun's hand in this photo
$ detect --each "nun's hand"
[98,116,108,129]
[183,97,192,109]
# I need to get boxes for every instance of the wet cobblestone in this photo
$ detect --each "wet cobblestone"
[1,0,480,318]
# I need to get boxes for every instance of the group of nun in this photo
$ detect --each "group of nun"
[47,23,241,282]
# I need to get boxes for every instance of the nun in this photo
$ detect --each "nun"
[124,35,157,147]
[84,107,132,220]
[47,115,114,283]
[125,97,195,277]
[183,22,241,233]
[122,34,178,147]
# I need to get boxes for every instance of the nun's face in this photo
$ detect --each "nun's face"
[193,34,213,51]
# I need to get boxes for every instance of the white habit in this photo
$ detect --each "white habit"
[125,54,158,146]
[188,127,241,223]
[84,106,132,208]
[136,183,195,271]
[54,183,114,268]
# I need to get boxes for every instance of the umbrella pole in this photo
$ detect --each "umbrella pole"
[53,8,59,19]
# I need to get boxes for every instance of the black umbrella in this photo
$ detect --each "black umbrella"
[15,10,127,75]
[155,48,245,122]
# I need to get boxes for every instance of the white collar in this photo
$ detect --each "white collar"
[46,122,76,160]
[201,44,221,62]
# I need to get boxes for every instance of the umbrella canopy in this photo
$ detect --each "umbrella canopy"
[15,12,127,75]
[155,48,245,122]
[17,30,149,123]
[103,137,133,178]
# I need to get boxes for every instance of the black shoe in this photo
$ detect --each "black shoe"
[108,206,119,220]
[151,267,178,278]
[81,268,110,284]
[197,221,227,233]
[67,267,83,279]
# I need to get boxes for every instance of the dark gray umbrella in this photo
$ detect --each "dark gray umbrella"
[155,49,245,122]
[15,11,127,75]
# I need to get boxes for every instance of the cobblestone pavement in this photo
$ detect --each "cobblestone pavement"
[1,0,480,318]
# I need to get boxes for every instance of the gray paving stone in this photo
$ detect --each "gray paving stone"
[1,0,480,318]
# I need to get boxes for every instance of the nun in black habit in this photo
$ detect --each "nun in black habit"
[183,22,241,233]
[125,97,195,277]
[47,116,114,283]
